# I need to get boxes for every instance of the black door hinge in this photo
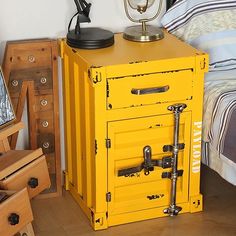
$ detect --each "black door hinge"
[163,143,185,152]
[162,169,184,179]
[95,139,98,155]
[106,81,110,97]
[106,139,111,148]
[106,192,111,202]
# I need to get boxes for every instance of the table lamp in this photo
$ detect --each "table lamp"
[123,0,164,42]
[67,0,114,49]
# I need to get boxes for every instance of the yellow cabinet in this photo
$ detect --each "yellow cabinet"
[60,31,208,230]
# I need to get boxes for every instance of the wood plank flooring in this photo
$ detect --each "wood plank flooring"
[31,165,236,236]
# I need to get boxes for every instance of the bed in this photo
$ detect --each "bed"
[164,0,236,185]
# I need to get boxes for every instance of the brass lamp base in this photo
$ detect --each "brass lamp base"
[123,25,164,42]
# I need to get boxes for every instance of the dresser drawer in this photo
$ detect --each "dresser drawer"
[0,150,51,199]
[0,148,50,198]
[107,69,193,109]
[0,188,33,236]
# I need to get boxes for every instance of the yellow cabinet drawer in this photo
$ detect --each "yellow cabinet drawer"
[0,188,33,236]
[0,149,51,199]
[107,69,193,109]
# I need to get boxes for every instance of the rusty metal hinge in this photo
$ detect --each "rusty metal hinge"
[200,58,206,70]
[88,67,103,84]
[106,192,111,202]
[95,139,98,155]
[106,81,110,97]
[106,139,111,149]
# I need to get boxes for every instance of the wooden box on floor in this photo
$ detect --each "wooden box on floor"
[0,189,34,236]
[0,122,51,199]
[0,149,51,199]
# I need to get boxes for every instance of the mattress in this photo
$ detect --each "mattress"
[202,69,236,185]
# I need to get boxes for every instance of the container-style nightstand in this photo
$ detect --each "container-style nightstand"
[60,31,208,230]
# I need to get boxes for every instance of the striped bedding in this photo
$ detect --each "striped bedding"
[161,0,236,71]
[202,69,236,185]
[161,0,236,184]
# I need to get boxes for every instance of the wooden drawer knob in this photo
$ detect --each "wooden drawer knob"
[28,177,39,188]
[8,213,20,225]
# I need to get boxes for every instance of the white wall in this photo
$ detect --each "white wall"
[0,0,166,56]
[0,0,166,169]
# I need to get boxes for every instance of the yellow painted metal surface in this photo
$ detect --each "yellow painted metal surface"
[107,69,193,109]
[107,113,191,215]
[60,31,208,230]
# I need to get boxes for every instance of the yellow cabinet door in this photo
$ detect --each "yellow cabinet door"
[107,111,191,216]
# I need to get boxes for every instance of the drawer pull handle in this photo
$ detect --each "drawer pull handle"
[8,213,20,225]
[28,177,39,188]
[131,85,169,95]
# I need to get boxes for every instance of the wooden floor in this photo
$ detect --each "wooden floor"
[31,165,236,236]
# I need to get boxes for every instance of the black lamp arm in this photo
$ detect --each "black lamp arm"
[74,0,91,18]
[72,0,91,34]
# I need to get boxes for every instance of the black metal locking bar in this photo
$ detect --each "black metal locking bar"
[118,165,143,177]
[118,146,172,177]
[163,103,187,217]
[162,169,183,179]
[163,143,185,152]
[143,146,154,175]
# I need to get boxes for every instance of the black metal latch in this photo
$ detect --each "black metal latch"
[162,169,184,179]
[163,143,185,152]
[118,146,172,177]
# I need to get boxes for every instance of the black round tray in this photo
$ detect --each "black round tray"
[67,28,114,49]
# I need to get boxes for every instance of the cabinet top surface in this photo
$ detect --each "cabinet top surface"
[66,30,204,67]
